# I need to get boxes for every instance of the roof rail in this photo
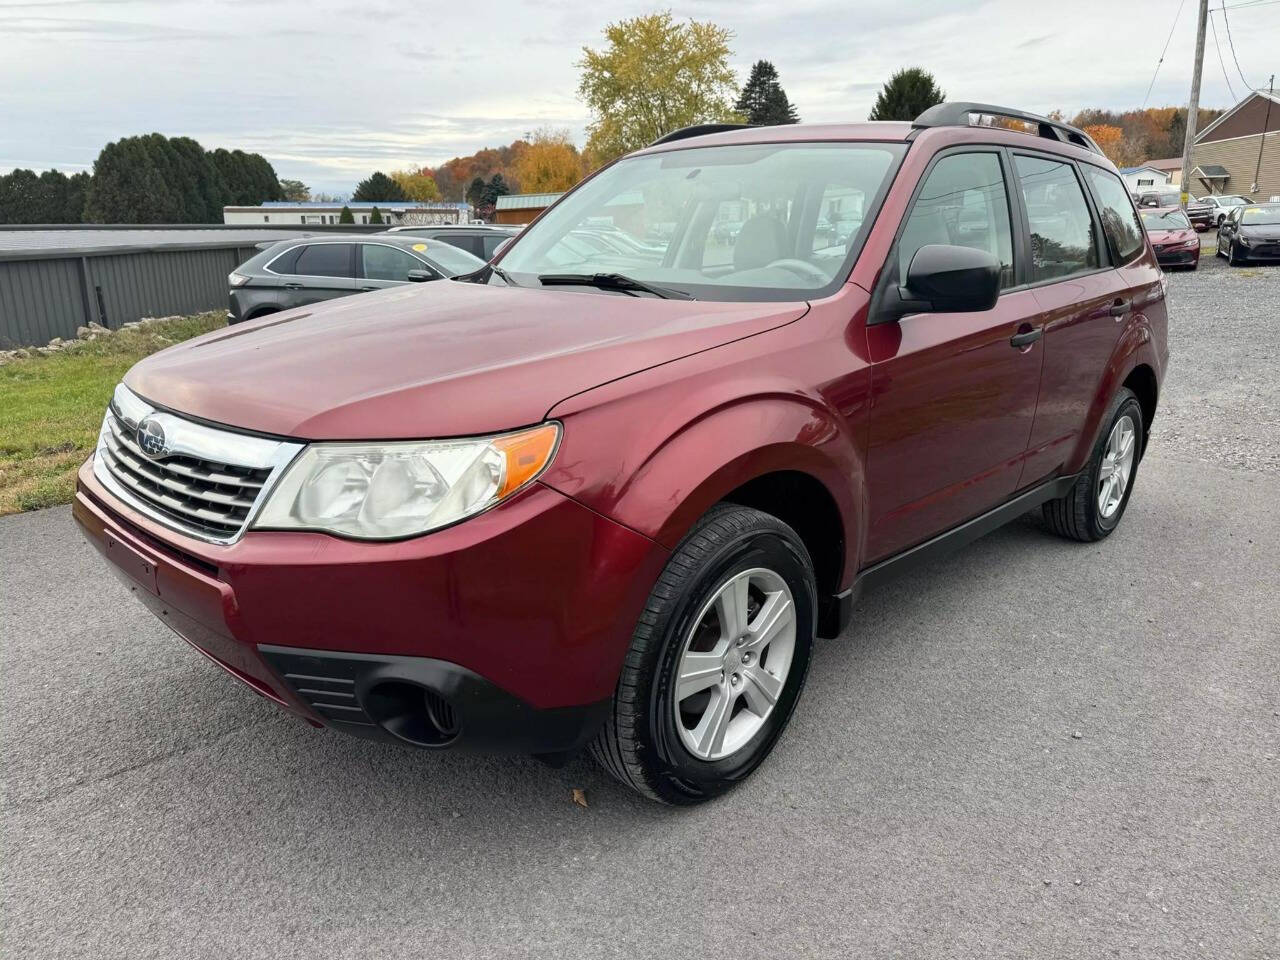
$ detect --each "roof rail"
[912,102,1103,155]
[649,123,752,146]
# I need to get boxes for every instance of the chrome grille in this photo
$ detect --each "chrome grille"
[93,384,303,544]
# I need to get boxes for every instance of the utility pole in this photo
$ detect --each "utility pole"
[1253,74,1275,196]
[1179,0,1209,205]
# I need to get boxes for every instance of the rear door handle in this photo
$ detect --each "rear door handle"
[1010,326,1043,349]
[1109,298,1131,317]
[283,282,303,289]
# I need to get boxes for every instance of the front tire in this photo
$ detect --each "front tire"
[1042,388,1144,542]
[1228,241,1243,266]
[590,505,816,805]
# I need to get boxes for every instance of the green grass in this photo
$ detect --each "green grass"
[0,312,227,515]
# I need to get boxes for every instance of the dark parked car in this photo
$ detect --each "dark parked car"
[1216,202,1280,265]
[227,234,485,323]
[1140,207,1199,269]
[76,103,1167,804]
[383,224,521,260]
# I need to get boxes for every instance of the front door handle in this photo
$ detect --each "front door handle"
[1109,298,1131,317]
[283,282,303,290]
[1010,325,1043,349]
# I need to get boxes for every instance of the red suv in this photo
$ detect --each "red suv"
[74,103,1168,804]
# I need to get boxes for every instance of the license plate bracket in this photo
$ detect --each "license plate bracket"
[105,532,159,596]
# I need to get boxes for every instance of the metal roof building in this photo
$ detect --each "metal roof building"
[493,193,563,225]
[0,224,383,348]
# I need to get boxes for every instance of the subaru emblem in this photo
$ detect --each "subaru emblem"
[137,417,167,458]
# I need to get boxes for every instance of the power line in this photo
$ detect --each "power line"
[1209,10,1239,100]
[1143,0,1188,108]
[1218,1,1253,91]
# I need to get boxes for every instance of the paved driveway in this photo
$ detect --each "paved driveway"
[2,256,1277,959]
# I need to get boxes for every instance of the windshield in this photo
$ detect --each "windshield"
[495,141,907,301]
[1219,196,1247,206]
[419,240,486,275]
[1241,205,1280,226]
[1141,209,1190,229]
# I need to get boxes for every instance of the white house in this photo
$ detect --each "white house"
[223,201,472,226]
[1117,166,1173,194]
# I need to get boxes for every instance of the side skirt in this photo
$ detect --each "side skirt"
[819,472,1080,636]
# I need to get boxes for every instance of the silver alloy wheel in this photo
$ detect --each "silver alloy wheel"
[1098,415,1137,520]
[673,567,796,761]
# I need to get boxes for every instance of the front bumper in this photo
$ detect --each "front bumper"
[1155,247,1199,266]
[73,458,666,753]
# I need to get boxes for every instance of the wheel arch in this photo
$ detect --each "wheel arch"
[543,392,866,625]
[1067,318,1163,472]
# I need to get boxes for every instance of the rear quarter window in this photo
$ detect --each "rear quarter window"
[1083,166,1146,263]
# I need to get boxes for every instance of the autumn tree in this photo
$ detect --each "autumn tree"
[735,60,799,125]
[868,68,945,121]
[578,12,741,164]
[513,129,586,193]
[390,168,441,202]
[279,179,310,202]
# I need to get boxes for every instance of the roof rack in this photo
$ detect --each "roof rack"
[912,102,1103,155]
[649,123,752,146]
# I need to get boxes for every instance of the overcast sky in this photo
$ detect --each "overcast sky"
[2,0,1277,194]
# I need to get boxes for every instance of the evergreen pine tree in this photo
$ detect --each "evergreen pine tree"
[735,60,800,125]
[868,68,946,121]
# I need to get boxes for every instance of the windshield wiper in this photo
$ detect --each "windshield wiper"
[489,263,518,286]
[537,272,694,300]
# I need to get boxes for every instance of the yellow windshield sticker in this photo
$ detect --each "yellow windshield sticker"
[412,243,428,252]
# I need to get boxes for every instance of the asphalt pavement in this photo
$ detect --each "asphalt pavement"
[2,254,1277,959]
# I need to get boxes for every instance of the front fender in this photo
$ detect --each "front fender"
[541,393,865,592]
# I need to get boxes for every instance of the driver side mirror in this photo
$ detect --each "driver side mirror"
[407,269,436,283]
[891,244,1001,317]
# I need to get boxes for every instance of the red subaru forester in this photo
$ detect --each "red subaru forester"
[75,103,1168,804]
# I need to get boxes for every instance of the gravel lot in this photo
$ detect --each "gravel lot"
[2,256,1278,959]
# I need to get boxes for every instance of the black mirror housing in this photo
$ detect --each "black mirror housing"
[898,244,1001,314]
[407,269,434,283]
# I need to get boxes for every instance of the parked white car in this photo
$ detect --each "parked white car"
[1199,194,1251,227]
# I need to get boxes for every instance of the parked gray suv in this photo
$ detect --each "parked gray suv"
[228,234,485,324]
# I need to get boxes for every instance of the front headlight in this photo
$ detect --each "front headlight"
[253,423,560,539]
[228,272,250,287]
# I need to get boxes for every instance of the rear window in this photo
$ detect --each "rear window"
[292,243,353,278]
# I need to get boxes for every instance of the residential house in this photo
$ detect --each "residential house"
[1191,89,1280,200]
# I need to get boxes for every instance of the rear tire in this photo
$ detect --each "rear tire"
[590,504,816,805]
[1042,388,1144,543]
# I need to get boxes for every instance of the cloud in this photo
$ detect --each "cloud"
[2,0,1277,194]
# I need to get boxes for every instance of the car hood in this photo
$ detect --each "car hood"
[126,281,809,439]
[1148,229,1196,243]
[1241,224,1280,240]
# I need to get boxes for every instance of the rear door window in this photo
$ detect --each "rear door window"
[898,151,1015,288]
[1014,155,1101,282]
[1083,166,1145,263]
[293,243,354,278]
